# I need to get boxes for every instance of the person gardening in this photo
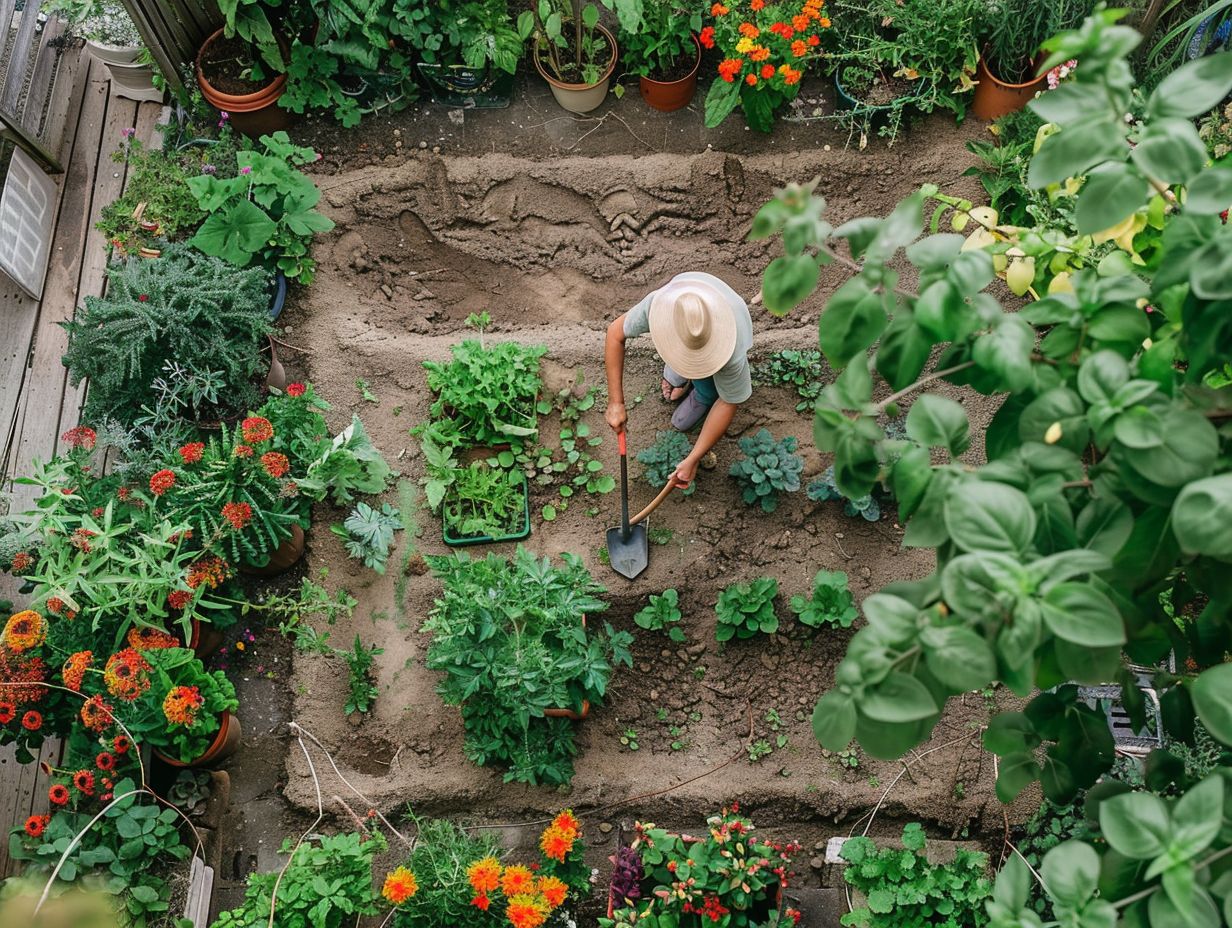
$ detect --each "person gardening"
[605,271,753,489]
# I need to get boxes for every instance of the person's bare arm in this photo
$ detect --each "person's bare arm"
[673,400,738,487]
[604,314,628,434]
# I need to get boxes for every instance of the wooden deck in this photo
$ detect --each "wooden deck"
[0,43,165,877]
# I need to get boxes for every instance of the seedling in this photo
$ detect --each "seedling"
[635,588,685,642]
[807,466,883,521]
[753,348,826,412]
[837,747,860,770]
[621,728,640,751]
[355,378,379,404]
[332,501,402,573]
[747,740,772,762]
[637,430,696,496]
[341,635,382,715]
[790,570,858,629]
[647,526,675,546]
[716,577,779,641]
[729,429,803,513]
[655,707,669,722]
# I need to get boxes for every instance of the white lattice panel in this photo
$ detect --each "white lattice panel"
[0,147,56,298]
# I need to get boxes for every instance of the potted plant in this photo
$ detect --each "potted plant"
[621,1,703,111]
[521,0,641,113]
[702,0,830,132]
[602,805,803,927]
[0,610,69,763]
[413,0,531,107]
[421,438,532,546]
[972,0,1095,119]
[49,0,162,102]
[196,25,291,138]
[422,547,633,785]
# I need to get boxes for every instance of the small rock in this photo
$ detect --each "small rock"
[649,689,660,701]
[393,128,401,137]
[432,145,441,154]
[599,822,614,834]
[759,652,779,671]
[660,649,671,658]
[418,141,428,149]
[810,856,825,870]
[639,663,651,674]
[380,283,393,299]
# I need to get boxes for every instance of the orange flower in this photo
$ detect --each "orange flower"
[761,64,775,79]
[149,469,176,496]
[700,25,716,48]
[186,556,228,590]
[81,695,114,732]
[10,551,32,572]
[21,710,42,730]
[718,58,743,82]
[4,611,46,652]
[711,2,729,14]
[162,685,204,726]
[807,34,820,45]
[471,893,491,911]
[49,783,70,805]
[791,39,807,56]
[241,416,273,444]
[819,16,830,26]
[24,814,49,837]
[506,895,548,928]
[129,627,180,650]
[468,856,502,893]
[540,825,575,863]
[233,443,254,458]
[539,875,568,909]
[0,702,14,723]
[167,589,193,610]
[260,452,290,478]
[501,864,536,896]
[751,0,765,8]
[103,648,151,701]
[784,67,802,85]
[552,810,580,837]
[382,867,418,905]
[62,651,92,691]
[746,74,758,85]
[738,22,759,38]
[221,501,252,530]
[750,45,771,61]
[792,13,810,31]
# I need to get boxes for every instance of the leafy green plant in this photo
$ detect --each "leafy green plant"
[981,0,1095,84]
[422,547,633,784]
[421,438,528,540]
[619,0,702,79]
[61,243,271,427]
[340,635,382,715]
[634,588,684,642]
[414,0,529,74]
[839,823,991,928]
[807,468,883,521]
[636,430,696,496]
[621,728,640,751]
[753,348,826,412]
[300,416,393,506]
[386,816,504,928]
[715,577,779,641]
[167,769,214,815]
[790,569,858,629]
[729,428,803,513]
[187,131,334,284]
[212,831,386,928]
[520,0,640,85]
[334,502,402,573]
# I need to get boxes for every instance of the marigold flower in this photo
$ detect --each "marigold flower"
[233,443,254,458]
[104,648,151,701]
[819,16,830,26]
[81,695,114,732]
[62,651,92,691]
[711,2,728,14]
[761,64,776,79]
[10,551,32,572]
[260,452,290,478]
[792,13,810,30]
[539,825,574,863]
[129,627,180,651]
[783,67,802,85]
[4,611,46,652]
[735,36,754,54]
[113,734,130,754]
[24,814,49,838]
[382,867,419,905]
[61,426,96,450]
[749,45,771,61]
[751,0,765,7]
[221,501,253,531]
[96,751,116,770]
[179,442,205,464]
[718,58,743,82]
[241,416,273,444]
[501,864,536,896]
[286,382,306,397]
[468,856,502,893]
[746,73,758,85]
[46,598,65,615]
[506,895,549,928]
[149,469,176,496]
[167,590,193,611]
[0,702,14,723]
[48,783,70,805]
[552,810,580,837]
[471,893,491,911]
[163,685,204,726]
[807,33,820,45]
[791,39,807,56]
[21,710,42,730]
[72,769,95,795]
[539,875,568,908]
[739,22,760,38]
[699,25,716,48]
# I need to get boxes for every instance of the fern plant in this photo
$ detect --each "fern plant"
[61,244,272,427]
[729,428,803,513]
[333,502,402,574]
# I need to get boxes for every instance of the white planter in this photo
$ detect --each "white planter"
[86,39,141,67]
[86,41,163,102]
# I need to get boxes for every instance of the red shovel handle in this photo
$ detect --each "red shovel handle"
[618,430,626,456]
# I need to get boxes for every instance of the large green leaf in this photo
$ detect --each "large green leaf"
[1185,168,1232,214]
[920,625,995,691]
[1075,163,1150,235]
[1099,791,1171,859]
[762,254,820,317]
[1040,841,1100,909]
[1028,118,1127,189]
[1039,583,1126,648]
[875,311,933,391]
[859,671,939,723]
[1191,664,1232,747]
[188,199,276,267]
[817,276,886,367]
[703,76,740,128]
[906,394,970,457]
[1120,409,1218,487]
[1131,118,1208,185]
[972,316,1035,393]
[995,751,1041,803]
[1147,50,1232,120]
[1171,474,1232,560]
[812,690,857,750]
[944,482,1036,555]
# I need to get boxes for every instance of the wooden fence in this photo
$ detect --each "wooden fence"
[117,0,221,98]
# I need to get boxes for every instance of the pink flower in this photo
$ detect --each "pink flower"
[121,127,135,139]
[239,166,252,176]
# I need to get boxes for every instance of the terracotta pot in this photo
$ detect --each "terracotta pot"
[638,35,701,112]
[187,619,225,659]
[971,54,1047,121]
[155,711,242,768]
[196,27,290,138]
[240,523,306,577]
[533,24,618,114]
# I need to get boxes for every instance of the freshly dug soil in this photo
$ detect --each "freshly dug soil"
[846,72,916,107]
[199,33,272,96]
[644,49,699,84]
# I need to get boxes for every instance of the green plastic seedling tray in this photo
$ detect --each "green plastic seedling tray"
[441,470,532,547]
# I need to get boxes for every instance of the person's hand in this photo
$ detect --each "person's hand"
[605,402,627,434]
[672,456,699,489]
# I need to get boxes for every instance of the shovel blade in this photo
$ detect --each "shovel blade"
[606,523,648,580]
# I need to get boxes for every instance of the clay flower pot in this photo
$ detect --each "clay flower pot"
[971,54,1047,121]
[155,711,242,768]
[639,35,702,112]
[240,523,306,577]
[196,27,290,138]
[534,24,618,114]
[186,619,225,659]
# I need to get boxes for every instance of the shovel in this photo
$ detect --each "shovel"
[606,431,677,580]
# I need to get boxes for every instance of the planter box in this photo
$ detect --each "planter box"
[442,468,531,547]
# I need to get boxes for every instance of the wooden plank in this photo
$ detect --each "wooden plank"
[118,0,188,99]
[1,0,43,113]
[41,44,85,162]
[5,58,109,515]
[0,736,62,879]
[21,15,67,137]
[0,109,63,173]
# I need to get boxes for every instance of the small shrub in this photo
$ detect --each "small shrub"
[753,348,825,411]
[634,589,684,642]
[715,577,779,641]
[341,635,382,715]
[791,570,858,629]
[729,429,802,513]
[839,823,991,928]
[335,501,402,573]
[807,467,882,521]
[299,416,393,505]
[636,430,696,495]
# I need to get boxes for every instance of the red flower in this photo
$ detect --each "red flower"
[61,426,96,450]
[718,58,743,82]
[750,0,765,8]
[48,783,70,805]
[117,486,132,501]
[62,650,92,691]
[700,26,715,49]
[96,751,116,770]
[167,589,192,610]
[10,551,32,572]
[260,452,290,478]
[25,814,50,838]
[179,442,204,464]
[149,469,176,496]
[72,769,95,795]
[761,64,775,79]
[81,695,114,732]
[137,294,149,302]
[286,382,306,397]
[21,710,42,730]
[91,507,104,517]
[233,443,254,458]
[746,74,758,85]
[471,893,491,911]
[70,528,96,552]
[221,501,253,531]
[0,702,14,724]
[241,416,273,444]
[807,34,820,46]
[113,735,130,754]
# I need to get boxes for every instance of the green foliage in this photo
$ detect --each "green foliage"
[839,823,991,928]
[807,466,883,521]
[211,831,386,928]
[753,348,826,412]
[790,569,858,629]
[634,588,685,642]
[413,0,529,74]
[388,817,504,928]
[980,0,1095,84]
[420,337,546,449]
[257,382,332,472]
[421,438,528,539]
[61,244,271,427]
[422,547,632,784]
[636,429,696,495]
[619,0,701,78]
[729,428,803,513]
[520,384,614,514]
[715,577,779,641]
[187,132,333,284]
[334,501,402,573]
[521,0,637,85]
[300,416,393,506]
[340,635,382,715]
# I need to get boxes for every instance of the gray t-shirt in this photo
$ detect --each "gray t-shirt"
[623,272,754,404]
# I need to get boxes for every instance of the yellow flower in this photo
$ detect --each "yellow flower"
[735,36,755,54]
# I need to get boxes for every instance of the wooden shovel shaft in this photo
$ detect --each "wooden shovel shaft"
[630,480,675,526]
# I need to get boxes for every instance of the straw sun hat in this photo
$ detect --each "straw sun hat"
[647,278,739,380]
